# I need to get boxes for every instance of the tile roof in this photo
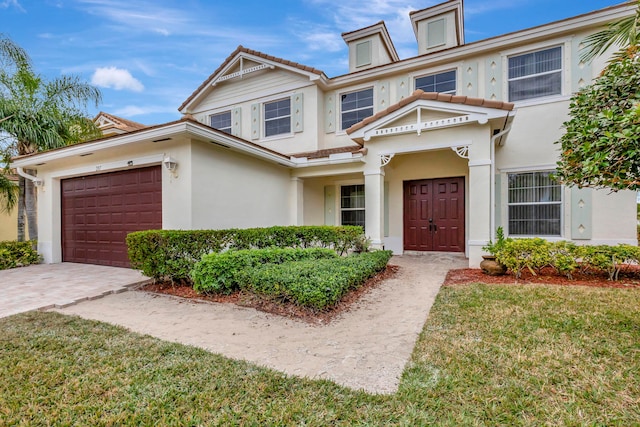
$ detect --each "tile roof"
[94,111,147,133]
[346,90,515,135]
[13,115,290,163]
[179,46,326,112]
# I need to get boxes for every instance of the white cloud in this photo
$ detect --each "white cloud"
[301,30,344,52]
[1,0,25,11]
[91,67,144,92]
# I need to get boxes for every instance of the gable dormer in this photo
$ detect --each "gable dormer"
[93,111,146,136]
[410,0,464,56]
[342,21,399,73]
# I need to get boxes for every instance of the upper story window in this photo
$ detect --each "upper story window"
[264,98,291,137]
[508,46,562,102]
[210,111,232,134]
[415,70,456,94]
[341,88,373,130]
[507,171,562,236]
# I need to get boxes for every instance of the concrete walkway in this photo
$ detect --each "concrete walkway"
[53,254,466,394]
[0,263,151,318]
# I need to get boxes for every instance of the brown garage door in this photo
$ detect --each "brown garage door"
[61,166,162,267]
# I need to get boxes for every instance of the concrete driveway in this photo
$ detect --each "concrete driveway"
[0,263,150,318]
[53,254,467,394]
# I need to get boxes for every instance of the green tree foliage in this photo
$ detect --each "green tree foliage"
[580,1,640,63]
[555,52,640,190]
[556,2,640,191]
[0,34,102,240]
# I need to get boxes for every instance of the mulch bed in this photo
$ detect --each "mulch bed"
[443,266,640,289]
[140,263,639,324]
[140,265,400,325]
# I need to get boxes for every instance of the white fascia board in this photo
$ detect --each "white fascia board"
[183,122,296,167]
[11,121,296,169]
[10,122,193,168]
[329,4,636,88]
[349,100,511,140]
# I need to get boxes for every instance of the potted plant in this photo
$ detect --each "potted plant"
[481,227,507,275]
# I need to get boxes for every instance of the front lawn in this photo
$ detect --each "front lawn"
[1,284,638,425]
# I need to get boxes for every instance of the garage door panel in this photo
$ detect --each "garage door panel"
[62,166,162,267]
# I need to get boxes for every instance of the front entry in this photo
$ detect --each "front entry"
[403,177,465,252]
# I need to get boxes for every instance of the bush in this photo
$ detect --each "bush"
[577,244,640,281]
[127,226,364,283]
[126,230,232,282]
[495,238,552,279]
[0,240,40,270]
[191,248,337,294]
[548,241,578,279]
[237,250,393,310]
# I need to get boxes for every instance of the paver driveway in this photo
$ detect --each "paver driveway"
[0,263,150,318]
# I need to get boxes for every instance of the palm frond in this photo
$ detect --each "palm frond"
[0,172,19,214]
[580,4,640,63]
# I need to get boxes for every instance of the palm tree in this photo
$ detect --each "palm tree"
[0,35,102,241]
[580,1,640,63]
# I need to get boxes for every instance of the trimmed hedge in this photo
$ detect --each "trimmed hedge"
[126,226,363,282]
[237,250,393,310]
[494,238,640,280]
[0,240,40,270]
[191,248,338,294]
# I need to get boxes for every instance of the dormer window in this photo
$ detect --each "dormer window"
[415,70,456,94]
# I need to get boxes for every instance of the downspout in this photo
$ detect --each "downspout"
[489,122,512,242]
[16,167,44,187]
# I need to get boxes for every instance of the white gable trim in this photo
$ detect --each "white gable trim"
[349,99,513,143]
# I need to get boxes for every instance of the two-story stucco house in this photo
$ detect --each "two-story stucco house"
[11,1,638,268]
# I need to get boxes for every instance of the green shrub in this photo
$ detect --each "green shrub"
[578,244,640,280]
[237,250,393,310]
[126,230,232,282]
[495,238,552,279]
[127,226,364,283]
[548,241,578,279]
[191,248,337,294]
[0,240,41,270]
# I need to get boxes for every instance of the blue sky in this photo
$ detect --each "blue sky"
[1,0,624,125]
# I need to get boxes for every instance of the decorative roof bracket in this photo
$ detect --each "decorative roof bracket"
[213,57,275,85]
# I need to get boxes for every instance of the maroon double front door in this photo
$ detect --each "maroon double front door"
[403,177,465,252]
[61,166,162,267]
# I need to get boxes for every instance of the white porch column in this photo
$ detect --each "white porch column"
[467,160,492,267]
[289,177,304,225]
[364,169,384,248]
[38,177,59,263]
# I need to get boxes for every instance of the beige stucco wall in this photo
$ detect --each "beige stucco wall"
[190,140,292,229]
[0,209,18,241]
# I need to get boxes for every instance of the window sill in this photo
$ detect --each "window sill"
[510,94,570,108]
[260,133,295,143]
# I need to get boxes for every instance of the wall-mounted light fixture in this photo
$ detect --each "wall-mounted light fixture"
[163,156,178,173]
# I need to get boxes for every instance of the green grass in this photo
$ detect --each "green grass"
[1,284,639,426]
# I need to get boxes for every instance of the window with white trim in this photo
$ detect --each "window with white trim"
[508,171,562,236]
[341,88,373,130]
[508,46,562,102]
[264,98,291,137]
[415,70,456,94]
[210,111,232,134]
[341,184,365,229]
